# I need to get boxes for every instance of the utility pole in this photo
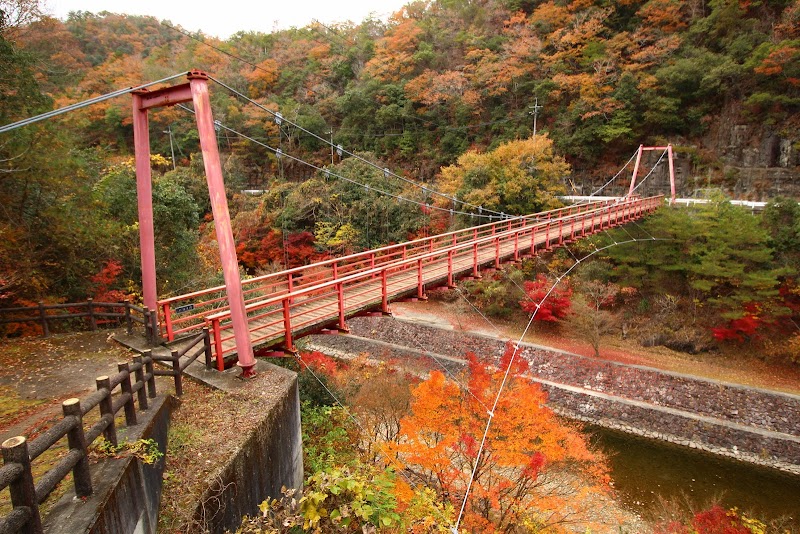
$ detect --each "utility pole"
[330,129,334,164]
[528,97,543,138]
[164,126,176,170]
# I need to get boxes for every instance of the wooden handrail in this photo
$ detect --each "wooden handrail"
[0,326,214,533]
[206,197,660,322]
[0,301,145,339]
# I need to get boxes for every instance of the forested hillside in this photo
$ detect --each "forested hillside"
[1,0,798,334]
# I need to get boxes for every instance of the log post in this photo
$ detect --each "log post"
[133,355,148,410]
[1,436,42,534]
[37,301,50,338]
[117,362,137,426]
[62,398,92,498]
[96,375,117,446]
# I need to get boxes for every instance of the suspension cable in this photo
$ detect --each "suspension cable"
[176,104,498,220]
[626,148,668,198]
[586,149,639,197]
[0,72,189,134]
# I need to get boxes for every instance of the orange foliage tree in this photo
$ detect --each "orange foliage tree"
[388,345,610,533]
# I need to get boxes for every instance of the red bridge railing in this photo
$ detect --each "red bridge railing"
[175,196,662,369]
[158,199,621,342]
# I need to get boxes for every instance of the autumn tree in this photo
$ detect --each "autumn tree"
[568,280,620,357]
[520,273,573,322]
[0,0,42,37]
[310,155,427,250]
[389,346,610,533]
[364,10,422,83]
[242,402,455,534]
[438,135,569,216]
[92,157,203,296]
[4,0,799,341]
[653,504,767,534]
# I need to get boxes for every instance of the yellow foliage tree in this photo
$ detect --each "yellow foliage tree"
[437,135,569,215]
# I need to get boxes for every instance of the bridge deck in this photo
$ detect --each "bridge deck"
[159,197,663,368]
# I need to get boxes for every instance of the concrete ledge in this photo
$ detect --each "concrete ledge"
[43,395,173,534]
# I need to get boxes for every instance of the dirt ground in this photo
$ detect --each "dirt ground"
[0,328,134,442]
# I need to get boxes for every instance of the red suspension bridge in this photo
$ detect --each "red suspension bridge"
[159,195,662,370]
[1,70,671,377]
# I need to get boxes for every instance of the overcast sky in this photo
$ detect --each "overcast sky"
[45,0,410,39]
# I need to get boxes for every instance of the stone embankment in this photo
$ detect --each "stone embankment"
[304,316,800,475]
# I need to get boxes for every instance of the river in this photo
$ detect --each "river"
[588,425,800,529]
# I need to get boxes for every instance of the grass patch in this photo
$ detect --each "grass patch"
[0,386,45,421]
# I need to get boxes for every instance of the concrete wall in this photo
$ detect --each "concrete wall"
[190,361,303,533]
[42,360,303,534]
[306,316,800,475]
[43,395,173,534]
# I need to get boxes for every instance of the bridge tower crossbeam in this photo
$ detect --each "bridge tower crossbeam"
[628,144,676,204]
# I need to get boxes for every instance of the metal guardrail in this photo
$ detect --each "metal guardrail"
[560,195,768,212]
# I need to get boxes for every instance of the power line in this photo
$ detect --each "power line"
[208,75,509,219]
[176,103,501,220]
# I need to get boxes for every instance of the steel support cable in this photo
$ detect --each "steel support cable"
[562,241,582,263]
[625,148,668,198]
[453,287,505,338]
[452,234,673,532]
[627,218,658,241]
[207,75,509,219]
[0,72,189,134]
[176,103,497,219]
[586,149,640,198]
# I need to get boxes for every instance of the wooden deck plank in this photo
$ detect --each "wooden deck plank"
[211,203,657,359]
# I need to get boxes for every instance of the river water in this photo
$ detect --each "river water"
[588,426,800,529]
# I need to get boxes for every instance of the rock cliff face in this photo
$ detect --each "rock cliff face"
[702,106,800,199]
[574,115,799,201]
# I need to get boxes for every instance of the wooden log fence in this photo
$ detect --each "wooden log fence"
[0,329,212,534]
[0,300,161,344]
